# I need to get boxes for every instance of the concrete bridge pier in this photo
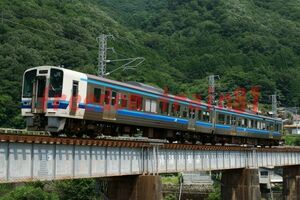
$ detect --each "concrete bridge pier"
[221,168,261,200]
[283,165,300,200]
[106,175,162,200]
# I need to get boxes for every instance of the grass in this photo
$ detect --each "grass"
[161,174,179,185]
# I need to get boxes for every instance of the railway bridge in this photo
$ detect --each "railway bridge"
[0,129,299,200]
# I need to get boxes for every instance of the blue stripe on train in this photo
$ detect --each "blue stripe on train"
[47,100,69,109]
[196,121,213,128]
[215,124,231,130]
[21,100,69,109]
[117,109,188,125]
[21,100,280,136]
[214,124,280,135]
[80,103,103,112]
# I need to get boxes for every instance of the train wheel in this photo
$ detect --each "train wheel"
[210,136,216,145]
[88,130,97,139]
[75,131,83,138]
[167,138,174,143]
[66,131,74,137]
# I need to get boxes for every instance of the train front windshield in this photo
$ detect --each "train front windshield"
[23,68,63,99]
[23,70,37,98]
[49,69,63,97]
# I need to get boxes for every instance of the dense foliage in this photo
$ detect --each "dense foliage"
[0,180,100,200]
[284,135,300,146]
[0,185,58,200]
[0,0,300,127]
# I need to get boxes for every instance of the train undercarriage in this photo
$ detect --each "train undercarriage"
[26,115,280,147]
[57,118,280,147]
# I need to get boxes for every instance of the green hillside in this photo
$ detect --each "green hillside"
[0,0,299,127]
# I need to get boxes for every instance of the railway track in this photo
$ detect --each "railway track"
[0,128,299,152]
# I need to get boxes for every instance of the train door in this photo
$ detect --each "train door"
[103,89,117,120]
[32,76,47,113]
[187,107,196,131]
[70,81,78,116]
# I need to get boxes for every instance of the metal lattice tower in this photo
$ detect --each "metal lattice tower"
[208,75,219,105]
[271,94,277,117]
[209,75,215,104]
[97,34,113,77]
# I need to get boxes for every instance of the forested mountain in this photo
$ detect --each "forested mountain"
[0,0,299,127]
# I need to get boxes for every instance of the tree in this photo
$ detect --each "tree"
[0,185,58,200]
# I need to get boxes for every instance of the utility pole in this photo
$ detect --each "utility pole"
[271,94,277,118]
[97,34,113,77]
[208,75,220,105]
[296,107,299,134]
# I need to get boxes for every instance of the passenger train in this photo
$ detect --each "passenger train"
[21,66,283,146]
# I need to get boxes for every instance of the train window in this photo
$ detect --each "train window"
[266,122,270,130]
[270,122,274,131]
[247,119,251,128]
[189,108,196,119]
[261,122,266,130]
[198,110,203,120]
[266,121,274,131]
[218,113,225,124]
[145,99,151,112]
[257,121,261,129]
[111,91,117,106]
[72,81,78,97]
[119,94,128,108]
[203,111,210,122]
[104,90,110,105]
[231,116,236,125]
[226,115,231,125]
[277,123,282,132]
[182,106,188,118]
[151,100,157,113]
[93,88,101,103]
[49,69,63,97]
[159,101,169,115]
[130,95,143,111]
[251,120,257,129]
[240,118,245,127]
[145,99,157,113]
[23,70,37,98]
[236,117,242,126]
[171,103,181,117]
